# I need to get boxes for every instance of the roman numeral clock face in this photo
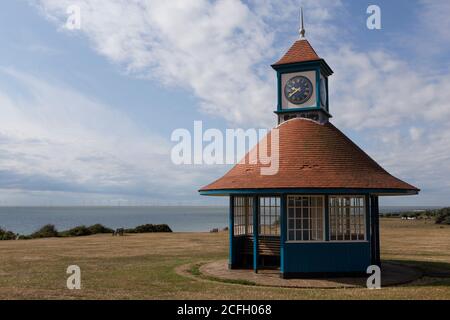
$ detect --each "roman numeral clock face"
[284,76,313,105]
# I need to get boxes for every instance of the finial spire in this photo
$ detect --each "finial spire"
[299,7,306,39]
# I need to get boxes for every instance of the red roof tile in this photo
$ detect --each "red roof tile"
[273,39,321,66]
[200,119,419,193]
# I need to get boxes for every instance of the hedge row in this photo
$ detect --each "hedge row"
[0,223,172,240]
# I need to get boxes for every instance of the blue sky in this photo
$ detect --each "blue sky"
[0,0,449,206]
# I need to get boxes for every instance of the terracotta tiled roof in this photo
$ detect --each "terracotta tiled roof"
[273,39,321,66]
[200,119,419,193]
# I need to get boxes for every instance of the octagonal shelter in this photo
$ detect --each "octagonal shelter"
[199,32,419,278]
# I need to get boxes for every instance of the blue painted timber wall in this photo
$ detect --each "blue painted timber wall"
[228,194,377,274]
[283,242,371,273]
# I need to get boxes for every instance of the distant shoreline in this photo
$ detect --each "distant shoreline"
[0,206,447,236]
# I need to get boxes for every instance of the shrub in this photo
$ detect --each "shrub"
[0,228,17,240]
[30,224,59,239]
[59,224,114,237]
[87,224,114,234]
[125,224,172,233]
[59,225,91,237]
[436,208,450,225]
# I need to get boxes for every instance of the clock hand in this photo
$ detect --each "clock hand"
[289,87,301,98]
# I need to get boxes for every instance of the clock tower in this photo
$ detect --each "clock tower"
[272,11,333,124]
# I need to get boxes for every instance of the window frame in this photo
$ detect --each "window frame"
[328,195,367,243]
[286,195,326,243]
[258,196,281,237]
[233,196,253,236]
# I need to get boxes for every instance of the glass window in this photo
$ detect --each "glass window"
[329,196,366,241]
[233,197,253,236]
[287,196,324,241]
[259,197,280,236]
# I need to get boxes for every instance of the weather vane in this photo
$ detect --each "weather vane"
[299,7,306,39]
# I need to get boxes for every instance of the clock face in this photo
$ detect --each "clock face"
[284,76,313,105]
[320,78,327,107]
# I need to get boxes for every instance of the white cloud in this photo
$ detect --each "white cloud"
[374,123,450,205]
[328,46,450,129]
[33,0,343,127]
[0,68,220,204]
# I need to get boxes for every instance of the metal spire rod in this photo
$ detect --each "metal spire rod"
[299,7,306,39]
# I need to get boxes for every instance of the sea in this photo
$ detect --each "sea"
[0,205,443,235]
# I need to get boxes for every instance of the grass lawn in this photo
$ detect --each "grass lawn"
[0,218,449,299]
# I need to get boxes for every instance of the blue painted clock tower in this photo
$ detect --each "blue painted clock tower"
[272,24,333,125]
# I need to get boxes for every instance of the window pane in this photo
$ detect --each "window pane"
[288,208,294,218]
[288,219,294,229]
[294,218,300,229]
[289,231,295,240]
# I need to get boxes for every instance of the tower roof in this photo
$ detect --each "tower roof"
[272,39,321,66]
[199,118,419,194]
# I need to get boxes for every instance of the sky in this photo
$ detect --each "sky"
[0,0,449,206]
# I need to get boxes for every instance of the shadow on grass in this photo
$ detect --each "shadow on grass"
[385,259,450,288]
[386,259,450,278]
[186,260,449,289]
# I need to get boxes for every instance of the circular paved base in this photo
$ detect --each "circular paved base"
[198,260,422,288]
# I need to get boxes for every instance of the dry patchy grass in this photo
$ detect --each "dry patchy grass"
[0,219,449,300]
